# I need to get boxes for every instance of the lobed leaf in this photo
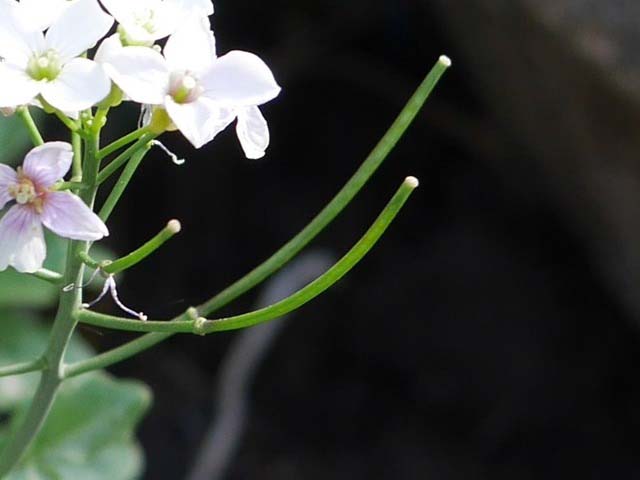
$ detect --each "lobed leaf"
[0,313,151,480]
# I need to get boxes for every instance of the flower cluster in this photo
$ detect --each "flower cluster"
[0,0,280,156]
[0,0,281,272]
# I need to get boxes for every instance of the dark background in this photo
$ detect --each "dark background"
[78,0,640,478]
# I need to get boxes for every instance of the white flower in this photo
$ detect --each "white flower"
[100,0,214,45]
[0,0,114,112]
[0,142,108,273]
[104,17,281,151]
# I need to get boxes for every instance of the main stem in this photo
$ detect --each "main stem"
[0,132,101,476]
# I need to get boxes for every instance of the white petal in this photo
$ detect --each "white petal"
[41,192,108,241]
[0,63,41,108]
[164,16,216,74]
[18,0,72,31]
[0,164,18,209]
[201,51,281,107]
[142,1,183,40]
[99,0,138,25]
[45,0,114,62]
[94,34,123,65]
[166,0,213,16]
[22,142,73,189]
[165,96,235,148]
[0,205,46,273]
[236,106,270,160]
[40,58,111,112]
[106,47,169,104]
[26,97,79,120]
[0,1,44,65]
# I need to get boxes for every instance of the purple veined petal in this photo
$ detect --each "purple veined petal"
[0,0,45,66]
[200,50,281,107]
[164,16,216,75]
[0,62,42,108]
[165,96,236,149]
[40,58,112,112]
[0,204,46,273]
[23,142,73,189]
[45,0,114,62]
[41,191,109,241]
[236,105,270,160]
[106,47,170,105]
[0,164,18,209]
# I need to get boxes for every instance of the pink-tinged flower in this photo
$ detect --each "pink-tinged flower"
[0,142,109,273]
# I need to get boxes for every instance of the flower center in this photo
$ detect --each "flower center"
[118,7,159,46]
[8,169,45,213]
[134,8,157,33]
[169,72,203,104]
[9,177,35,208]
[27,49,62,81]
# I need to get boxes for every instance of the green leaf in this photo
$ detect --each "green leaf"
[0,315,92,412]
[0,114,35,166]
[0,313,151,480]
[5,375,150,480]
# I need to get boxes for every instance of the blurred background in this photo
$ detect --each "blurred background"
[17,0,640,478]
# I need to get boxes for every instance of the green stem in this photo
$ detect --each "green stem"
[17,107,44,146]
[77,251,103,269]
[97,133,156,185]
[0,358,45,378]
[103,220,181,275]
[0,244,86,475]
[97,127,150,161]
[0,129,102,475]
[98,146,150,221]
[196,56,450,317]
[71,132,82,180]
[64,331,173,378]
[53,110,79,132]
[92,107,109,134]
[64,57,450,375]
[0,376,59,471]
[30,268,63,284]
[74,177,418,335]
[53,181,87,192]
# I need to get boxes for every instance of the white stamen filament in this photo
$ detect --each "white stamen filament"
[82,275,147,321]
[152,140,185,165]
